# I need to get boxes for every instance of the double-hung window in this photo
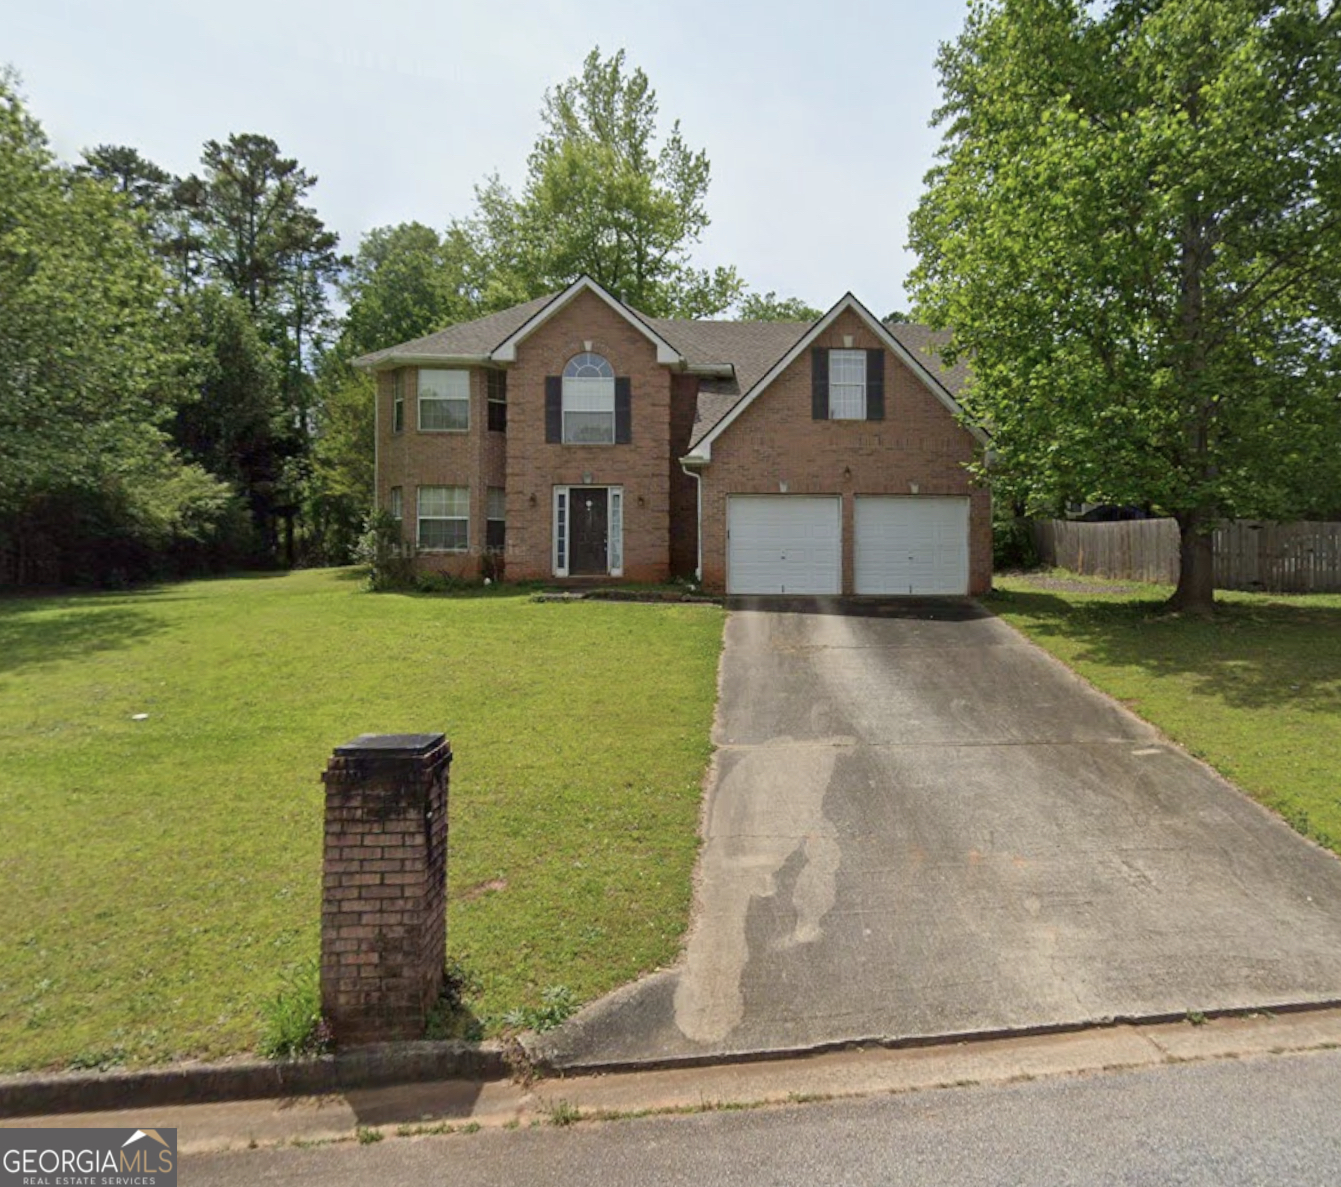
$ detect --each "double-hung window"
[418,369,469,431]
[417,486,469,551]
[561,353,615,444]
[388,486,403,525]
[828,350,867,420]
[392,371,405,433]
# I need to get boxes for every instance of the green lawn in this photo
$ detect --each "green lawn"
[990,572,1341,858]
[0,570,723,1073]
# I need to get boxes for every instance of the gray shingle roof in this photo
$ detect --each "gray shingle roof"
[888,323,970,401]
[353,293,559,367]
[355,290,969,450]
[648,318,970,448]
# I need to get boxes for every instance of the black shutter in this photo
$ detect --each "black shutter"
[812,348,829,420]
[545,376,562,443]
[615,377,632,444]
[866,349,885,421]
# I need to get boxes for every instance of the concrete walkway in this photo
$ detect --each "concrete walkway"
[537,598,1341,1069]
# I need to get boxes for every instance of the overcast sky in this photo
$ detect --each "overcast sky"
[10,0,970,318]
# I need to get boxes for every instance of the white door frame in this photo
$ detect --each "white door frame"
[553,485,624,578]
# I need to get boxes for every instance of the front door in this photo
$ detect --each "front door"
[569,488,609,575]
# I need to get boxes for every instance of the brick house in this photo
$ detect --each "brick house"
[356,276,991,596]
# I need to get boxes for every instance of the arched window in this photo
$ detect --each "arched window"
[561,352,616,443]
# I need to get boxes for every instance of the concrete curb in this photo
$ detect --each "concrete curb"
[8,999,1340,1119]
[525,998,1341,1078]
[0,1041,507,1119]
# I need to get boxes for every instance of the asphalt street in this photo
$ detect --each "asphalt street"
[184,1047,1341,1186]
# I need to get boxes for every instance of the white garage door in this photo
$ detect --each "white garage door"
[728,496,841,595]
[855,497,969,595]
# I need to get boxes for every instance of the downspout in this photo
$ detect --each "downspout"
[373,369,380,517]
[679,458,704,584]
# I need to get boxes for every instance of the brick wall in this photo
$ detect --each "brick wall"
[669,372,700,580]
[376,368,508,579]
[504,289,675,583]
[320,736,451,1045]
[697,308,992,594]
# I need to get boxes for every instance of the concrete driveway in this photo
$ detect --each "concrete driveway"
[538,598,1341,1069]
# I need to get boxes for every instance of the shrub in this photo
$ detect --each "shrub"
[354,510,417,591]
[993,516,1040,571]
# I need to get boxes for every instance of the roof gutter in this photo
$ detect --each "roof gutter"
[353,353,492,373]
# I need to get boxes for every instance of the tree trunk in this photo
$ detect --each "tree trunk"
[1168,510,1215,613]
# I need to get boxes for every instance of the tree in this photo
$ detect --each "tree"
[181,134,342,444]
[476,48,742,318]
[76,144,174,213]
[736,291,822,322]
[175,288,284,561]
[304,221,487,560]
[0,74,227,584]
[337,222,484,358]
[77,144,204,290]
[908,0,1341,612]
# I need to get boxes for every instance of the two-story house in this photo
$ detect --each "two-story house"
[356,275,991,596]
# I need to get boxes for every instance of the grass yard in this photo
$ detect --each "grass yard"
[990,572,1341,858]
[0,570,723,1073]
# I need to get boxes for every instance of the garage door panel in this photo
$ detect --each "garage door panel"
[728,497,841,595]
[855,497,969,596]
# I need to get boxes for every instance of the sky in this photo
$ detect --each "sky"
[9,0,971,318]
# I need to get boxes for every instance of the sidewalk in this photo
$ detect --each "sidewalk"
[5,1008,1340,1156]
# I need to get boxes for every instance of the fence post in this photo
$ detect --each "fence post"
[319,733,451,1045]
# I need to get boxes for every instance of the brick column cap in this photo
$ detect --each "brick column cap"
[335,733,445,757]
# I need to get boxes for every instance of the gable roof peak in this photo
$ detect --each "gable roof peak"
[684,290,987,457]
[490,275,686,366]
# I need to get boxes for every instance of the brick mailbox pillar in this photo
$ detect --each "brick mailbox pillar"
[320,732,451,1044]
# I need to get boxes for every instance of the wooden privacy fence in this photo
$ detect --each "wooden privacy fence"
[1030,519,1341,593]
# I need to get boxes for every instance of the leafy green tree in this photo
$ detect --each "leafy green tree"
[736,291,822,322]
[175,288,285,560]
[476,48,742,318]
[908,0,1341,611]
[304,220,489,560]
[76,144,173,213]
[77,144,204,290]
[181,134,342,442]
[0,73,227,585]
[337,222,483,357]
